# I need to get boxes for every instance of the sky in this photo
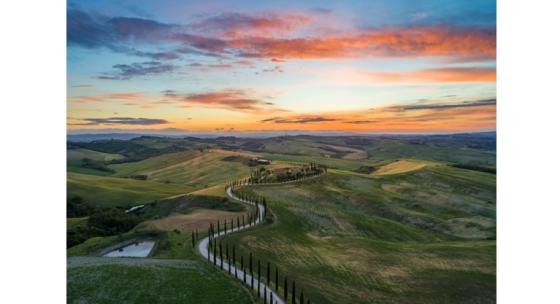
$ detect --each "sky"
[67,0,496,134]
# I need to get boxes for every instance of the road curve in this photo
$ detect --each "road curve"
[197,186,285,304]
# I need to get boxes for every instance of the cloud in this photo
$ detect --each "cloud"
[367,67,495,83]
[97,61,177,80]
[71,117,168,126]
[392,99,496,111]
[261,116,338,124]
[188,12,312,38]
[163,89,285,113]
[68,9,495,62]
[70,84,93,88]
[231,26,495,61]
[344,120,378,124]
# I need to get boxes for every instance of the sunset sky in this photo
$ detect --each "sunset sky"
[67,0,496,134]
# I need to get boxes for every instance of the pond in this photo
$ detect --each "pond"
[103,241,155,258]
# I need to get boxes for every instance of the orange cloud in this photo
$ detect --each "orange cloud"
[367,67,495,83]
[253,99,495,132]
[229,26,495,60]
[165,89,288,114]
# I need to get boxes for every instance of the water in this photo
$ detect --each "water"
[104,241,155,257]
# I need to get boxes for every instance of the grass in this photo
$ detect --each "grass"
[262,152,382,171]
[362,138,496,166]
[68,262,257,304]
[372,159,432,176]
[67,172,191,208]
[67,148,125,162]
[220,168,496,304]
[110,149,255,188]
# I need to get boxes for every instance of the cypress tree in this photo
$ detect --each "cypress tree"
[241,256,245,283]
[191,231,195,248]
[300,290,304,304]
[207,242,210,261]
[226,244,229,273]
[242,215,245,226]
[267,262,270,285]
[213,239,217,265]
[217,220,220,235]
[284,277,288,300]
[257,260,261,297]
[269,291,273,304]
[233,246,236,277]
[263,289,266,304]
[219,242,223,270]
[237,216,240,229]
[292,280,296,304]
[231,218,234,232]
[250,253,253,289]
[275,267,278,291]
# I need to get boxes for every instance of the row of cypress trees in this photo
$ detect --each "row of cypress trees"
[198,172,315,303]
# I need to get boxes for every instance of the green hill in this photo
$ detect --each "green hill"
[222,166,496,304]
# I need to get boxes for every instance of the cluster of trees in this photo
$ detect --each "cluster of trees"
[81,158,115,173]
[275,163,325,183]
[451,163,496,174]
[67,196,143,248]
[67,196,96,217]
[228,163,326,187]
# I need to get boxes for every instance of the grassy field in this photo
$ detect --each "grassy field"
[68,261,257,304]
[67,172,191,208]
[372,159,432,176]
[221,168,496,304]
[67,148,125,162]
[110,149,256,188]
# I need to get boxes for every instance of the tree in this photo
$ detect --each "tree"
[284,277,288,300]
[233,246,236,276]
[275,267,279,291]
[250,253,254,289]
[267,262,271,285]
[226,244,229,272]
[292,280,296,304]
[191,231,195,248]
[219,242,223,270]
[241,256,246,283]
[257,260,261,297]
[213,238,217,265]
[300,290,304,304]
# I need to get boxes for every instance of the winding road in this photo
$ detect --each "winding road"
[196,173,324,304]
[197,186,284,304]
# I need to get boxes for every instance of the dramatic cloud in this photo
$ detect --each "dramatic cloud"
[261,116,338,123]
[71,117,168,126]
[68,9,495,62]
[230,26,495,60]
[189,12,312,38]
[367,67,495,83]
[392,98,496,111]
[97,62,177,80]
[163,89,284,113]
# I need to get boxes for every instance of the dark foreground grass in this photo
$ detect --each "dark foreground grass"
[221,168,496,304]
[68,262,257,304]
